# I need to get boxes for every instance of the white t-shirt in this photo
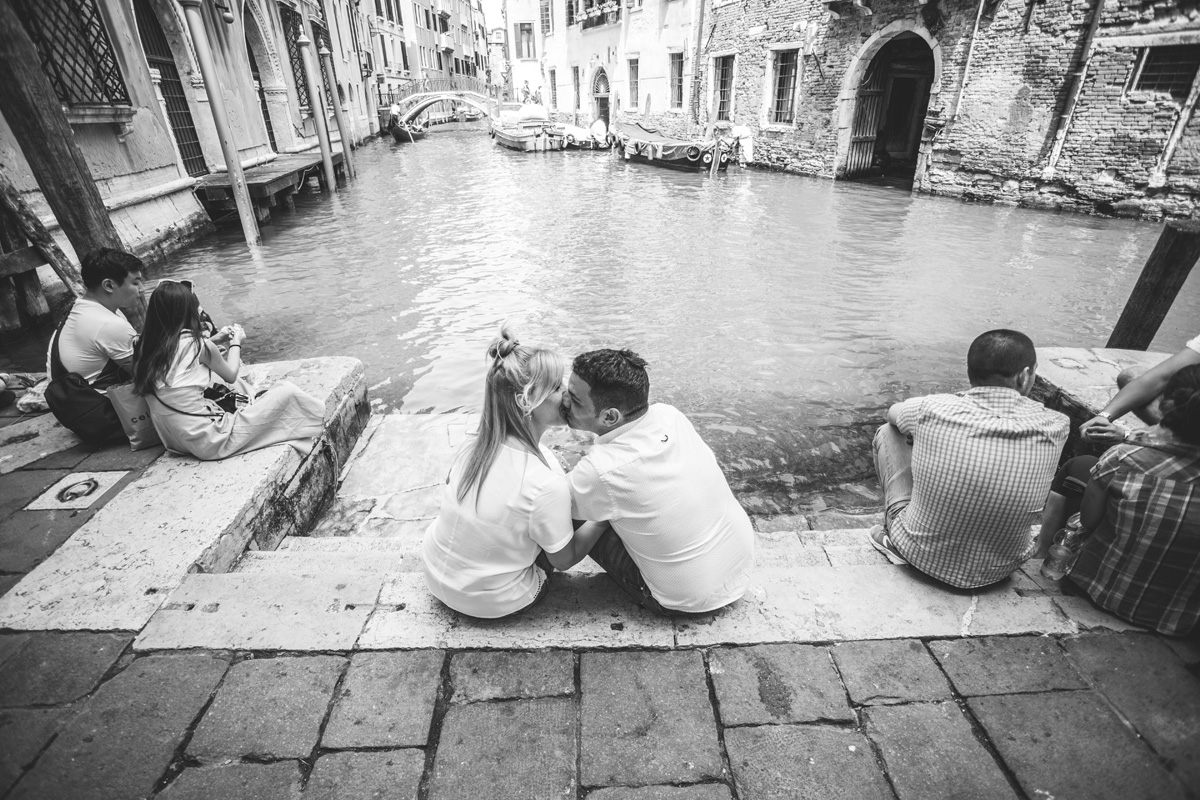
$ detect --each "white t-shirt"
[568,403,755,613]
[1186,334,1200,354]
[47,298,135,384]
[422,440,573,618]
[157,335,214,390]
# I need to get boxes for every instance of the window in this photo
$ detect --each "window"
[1134,45,1200,101]
[436,50,443,71]
[400,41,409,70]
[549,68,557,108]
[573,65,580,109]
[385,0,394,22]
[278,4,310,109]
[714,54,734,121]
[540,0,553,34]
[413,2,421,26]
[12,0,131,108]
[380,34,389,67]
[669,52,684,108]
[377,0,384,16]
[628,58,639,108]
[425,8,432,28]
[772,49,798,123]
[516,22,535,59]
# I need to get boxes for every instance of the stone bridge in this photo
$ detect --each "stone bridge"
[395,92,493,124]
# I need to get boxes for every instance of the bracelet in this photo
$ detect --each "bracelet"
[1098,411,1114,422]
[229,344,241,349]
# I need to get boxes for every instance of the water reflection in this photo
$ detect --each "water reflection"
[3,129,1198,499]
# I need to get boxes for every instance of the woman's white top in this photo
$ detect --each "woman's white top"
[422,440,573,618]
[157,334,213,390]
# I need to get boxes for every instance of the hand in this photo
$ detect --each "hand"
[229,324,246,346]
[210,326,233,345]
[1080,415,1125,444]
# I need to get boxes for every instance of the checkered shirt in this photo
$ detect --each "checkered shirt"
[890,387,1069,589]
[1069,432,1200,636]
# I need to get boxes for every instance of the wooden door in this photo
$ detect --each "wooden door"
[844,61,886,178]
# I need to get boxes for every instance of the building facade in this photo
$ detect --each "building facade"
[1,0,383,268]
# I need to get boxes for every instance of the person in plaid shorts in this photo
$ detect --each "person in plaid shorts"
[1043,365,1200,637]
[869,329,1070,589]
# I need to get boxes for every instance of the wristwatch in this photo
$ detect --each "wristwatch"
[1098,411,1115,422]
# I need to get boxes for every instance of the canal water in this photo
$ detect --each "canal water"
[5,125,1198,509]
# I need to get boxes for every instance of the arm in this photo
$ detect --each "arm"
[1036,490,1069,558]
[545,521,611,570]
[199,325,244,383]
[1081,347,1200,442]
[1078,478,1107,534]
[887,397,920,436]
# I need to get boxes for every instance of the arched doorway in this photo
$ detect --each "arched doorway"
[592,69,610,127]
[844,33,934,180]
[133,0,208,177]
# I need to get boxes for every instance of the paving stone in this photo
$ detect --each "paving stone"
[0,631,132,706]
[823,545,892,566]
[158,762,303,800]
[305,497,376,537]
[339,415,456,497]
[24,469,131,511]
[306,750,425,800]
[0,469,69,521]
[1064,633,1200,792]
[0,415,78,476]
[587,786,733,800]
[754,514,809,533]
[429,697,576,800]
[359,573,674,650]
[929,636,1087,696]
[0,708,71,795]
[21,442,96,470]
[76,443,165,472]
[0,509,92,573]
[709,644,852,725]
[831,639,954,705]
[676,566,1071,647]
[0,575,19,597]
[1163,636,1200,667]
[581,650,723,786]
[188,656,345,761]
[451,650,574,702]
[8,654,228,800]
[1016,560,1065,595]
[864,702,1018,800]
[0,633,29,670]
[136,573,383,651]
[970,691,1187,800]
[809,511,883,530]
[724,725,892,800]
[322,650,443,748]
[1053,595,1149,632]
[754,530,829,567]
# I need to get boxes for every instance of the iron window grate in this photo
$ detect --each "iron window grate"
[549,69,557,109]
[279,4,311,110]
[312,21,335,106]
[715,54,734,121]
[773,50,798,123]
[628,59,639,108]
[670,52,684,108]
[133,0,208,176]
[13,0,130,107]
[1136,45,1200,101]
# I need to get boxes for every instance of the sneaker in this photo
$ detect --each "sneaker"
[868,524,909,566]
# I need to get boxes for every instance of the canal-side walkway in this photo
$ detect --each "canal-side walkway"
[0,349,1197,799]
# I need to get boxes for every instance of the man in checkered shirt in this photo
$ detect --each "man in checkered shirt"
[869,330,1070,588]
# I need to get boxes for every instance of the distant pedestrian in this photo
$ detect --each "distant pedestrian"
[868,329,1070,588]
[521,81,531,103]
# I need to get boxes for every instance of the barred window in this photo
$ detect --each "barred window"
[278,4,310,110]
[714,54,734,121]
[312,20,334,106]
[1135,45,1200,101]
[772,50,798,123]
[12,0,130,108]
[628,59,639,108]
[670,52,684,109]
[549,68,557,109]
[566,0,576,26]
[540,0,553,34]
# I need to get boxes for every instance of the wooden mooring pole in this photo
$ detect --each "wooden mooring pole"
[1106,219,1200,350]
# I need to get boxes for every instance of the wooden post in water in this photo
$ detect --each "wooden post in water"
[1107,219,1200,350]
[0,0,144,327]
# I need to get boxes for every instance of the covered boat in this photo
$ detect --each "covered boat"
[556,119,611,150]
[490,105,566,152]
[611,122,730,173]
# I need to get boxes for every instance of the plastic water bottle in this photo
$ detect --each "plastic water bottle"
[1041,513,1084,580]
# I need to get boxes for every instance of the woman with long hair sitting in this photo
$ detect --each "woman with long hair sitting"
[422,326,606,619]
[1045,364,1200,636]
[132,281,325,460]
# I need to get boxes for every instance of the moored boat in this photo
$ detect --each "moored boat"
[557,119,612,150]
[490,105,566,152]
[611,121,730,173]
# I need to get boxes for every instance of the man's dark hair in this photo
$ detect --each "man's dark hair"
[967,329,1037,384]
[81,248,144,291]
[572,349,650,416]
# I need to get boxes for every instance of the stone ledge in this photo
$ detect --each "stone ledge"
[0,357,368,632]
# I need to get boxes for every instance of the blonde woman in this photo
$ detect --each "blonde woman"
[422,327,606,619]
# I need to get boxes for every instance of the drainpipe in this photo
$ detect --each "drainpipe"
[178,0,261,247]
[298,22,338,191]
[320,43,358,180]
[1041,0,1105,180]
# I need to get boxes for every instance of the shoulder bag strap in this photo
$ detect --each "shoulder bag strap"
[148,389,224,420]
[48,305,74,381]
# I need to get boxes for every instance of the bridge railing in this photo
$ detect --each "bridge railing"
[377,77,492,107]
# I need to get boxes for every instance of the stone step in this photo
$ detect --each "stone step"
[232,550,409,575]
[277,536,412,553]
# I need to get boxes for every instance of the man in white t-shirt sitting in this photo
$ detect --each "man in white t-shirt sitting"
[562,348,755,615]
[46,248,144,395]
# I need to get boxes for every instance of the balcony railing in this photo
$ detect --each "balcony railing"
[377,75,491,107]
[579,4,621,29]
